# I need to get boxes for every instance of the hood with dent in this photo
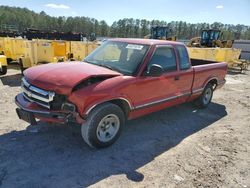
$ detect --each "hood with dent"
[24,62,121,95]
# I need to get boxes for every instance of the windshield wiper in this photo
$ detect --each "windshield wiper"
[84,60,121,73]
[99,64,115,71]
[99,64,122,74]
[84,59,92,64]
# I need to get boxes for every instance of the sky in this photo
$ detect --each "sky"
[0,0,250,26]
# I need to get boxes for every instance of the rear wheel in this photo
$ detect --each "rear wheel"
[81,103,125,148]
[195,83,213,108]
[0,66,7,75]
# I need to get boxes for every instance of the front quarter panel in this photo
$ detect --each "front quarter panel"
[68,75,136,117]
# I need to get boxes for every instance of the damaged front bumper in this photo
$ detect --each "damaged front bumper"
[15,94,84,125]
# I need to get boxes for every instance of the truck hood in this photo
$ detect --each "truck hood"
[24,62,121,95]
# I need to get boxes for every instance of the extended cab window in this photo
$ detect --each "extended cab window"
[148,47,177,72]
[176,45,190,70]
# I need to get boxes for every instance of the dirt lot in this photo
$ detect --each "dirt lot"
[0,66,249,188]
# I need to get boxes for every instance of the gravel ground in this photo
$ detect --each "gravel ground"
[0,66,249,188]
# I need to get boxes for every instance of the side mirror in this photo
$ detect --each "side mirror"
[147,64,164,77]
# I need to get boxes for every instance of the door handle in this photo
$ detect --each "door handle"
[174,76,180,81]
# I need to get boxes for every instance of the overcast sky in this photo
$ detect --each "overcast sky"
[1,0,250,25]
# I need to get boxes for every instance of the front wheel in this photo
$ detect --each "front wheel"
[81,103,125,148]
[195,83,214,108]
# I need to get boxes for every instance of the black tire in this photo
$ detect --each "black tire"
[19,58,26,75]
[7,58,12,64]
[0,66,7,75]
[81,103,125,148]
[195,83,213,108]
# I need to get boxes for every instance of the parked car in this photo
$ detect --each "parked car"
[15,38,227,148]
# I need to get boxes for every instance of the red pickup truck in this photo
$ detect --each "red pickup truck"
[15,38,227,148]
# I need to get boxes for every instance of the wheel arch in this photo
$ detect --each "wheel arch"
[85,98,133,118]
[203,77,218,90]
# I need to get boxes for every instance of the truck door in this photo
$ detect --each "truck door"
[130,45,181,110]
[175,45,194,102]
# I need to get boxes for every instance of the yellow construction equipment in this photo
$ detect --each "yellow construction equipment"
[19,39,100,73]
[0,55,7,75]
[187,29,233,48]
[68,41,99,61]
[19,39,68,72]
[69,41,88,60]
[0,35,101,74]
[187,48,241,62]
[144,26,176,41]
[0,37,26,63]
[187,47,249,71]
[187,29,249,71]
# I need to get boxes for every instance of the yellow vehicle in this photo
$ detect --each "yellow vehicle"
[187,47,249,71]
[0,37,26,63]
[187,29,233,48]
[0,55,7,75]
[144,26,176,41]
[187,29,249,71]
[187,48,241,62]
[215,48,249,71]
[69,41,99,61]
[19,40,100,73]
[0,35,100,74]
[0,37,26,75]
[19,39,69,71]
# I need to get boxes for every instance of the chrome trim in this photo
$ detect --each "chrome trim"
[85,97,133,115]
[86,104,97,115]
[192,88,204,94]
[120,97,133,109]
[135,96,177,109]
[29,85,50,96]
[134,92,191,110]
[21,78,55,109]
[192,77,221,94]
[22,77,30,87]
[204,77,218,88]
[15,96,50,115]
[22,93,50,109]
[21,84,53,103]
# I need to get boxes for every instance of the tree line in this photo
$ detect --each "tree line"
[0,6,250,40]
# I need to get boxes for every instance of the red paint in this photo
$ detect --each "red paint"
[16,39,227,124]
[24,62,121,95]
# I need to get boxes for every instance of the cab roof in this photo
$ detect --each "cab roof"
[108,38,184,46]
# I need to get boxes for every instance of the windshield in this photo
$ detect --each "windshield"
[84,41,149,75]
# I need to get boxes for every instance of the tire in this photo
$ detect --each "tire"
[7,58,12,64]
[195,83,213,108]
[0,66,7,75]
[81,103,125,148]
[19,58,26,75]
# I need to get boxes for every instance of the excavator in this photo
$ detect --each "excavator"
[187,29,234,48]
[144,26,176,41]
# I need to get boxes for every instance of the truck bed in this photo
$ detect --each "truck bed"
[191,58,219,66]
[190,58,227,93]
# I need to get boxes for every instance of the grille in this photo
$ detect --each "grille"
[21,77,55,109]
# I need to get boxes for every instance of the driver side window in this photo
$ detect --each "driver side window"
[148,47,177,72]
